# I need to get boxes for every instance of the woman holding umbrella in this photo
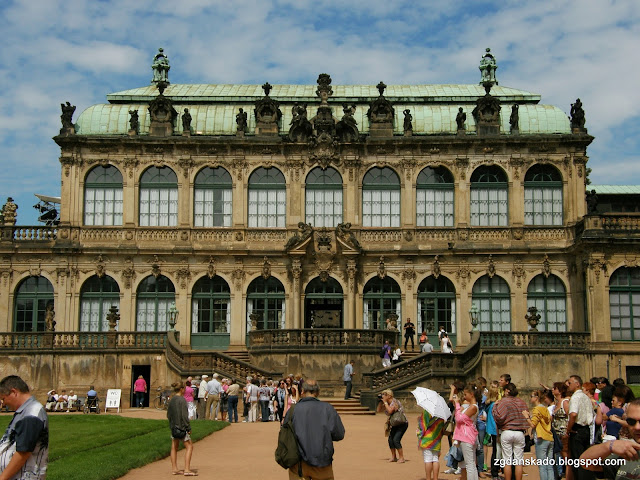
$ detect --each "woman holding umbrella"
[414,387,448,480]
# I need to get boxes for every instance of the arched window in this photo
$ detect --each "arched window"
[14,277,54,332]
[416,166,454,227]
[524,164,563,226]
[472,275,511,331]
[362,167,401,227]
[305,167,343,227]
[194,167,232,227]
[136,275,176,331]
[417,276,456,334]
[470,166,508,226]
[84,165,123,226]
[246,277,285,330]
[248,168,286,228]
[305,277,343,328]
[609,267,640,341]
[80,275,120,331]
[363,277,401,329]
[139,167,178,226]
[192,276,231,334]
[527,274,567,332]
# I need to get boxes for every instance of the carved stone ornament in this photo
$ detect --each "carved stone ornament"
[432,255,441,279]
[262,256,272,280]
[367,81,395,124]
[589,258,607,284]
[309,132,339,168]
[512,260,525,288]
[290,259,302,281]
[149,255,162,278]
[177,158,195,178]
[45,303,56,332]
[151,48,170,85]
[1,198,18,226]
[487,255,496,278]
[316,73,333,104]
[148,88,178,137]
[335,222,361,251]
[377,256,386,279]
[336,104,359,142]
[479,48,498,85]
[509,104,519,133]
[122,259,136,289]
[570,98,586,132]
[542,254,551,278]
[175,261,191,289]
[402,267,416,285]
[95,254,106,278]
[288,103,313,142]
[106,306,120,332]
[624,256,638,268]
[232,268,246,289]
[347,260,357,292]
[206,256,216,279]
[472,83,501,135]
[60,101,76,135]
[285,222,313,251]
[456,261,471,289]
[254,82,282,135]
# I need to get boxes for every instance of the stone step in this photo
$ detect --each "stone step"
[225,351,251,363]
[323,397,375,415]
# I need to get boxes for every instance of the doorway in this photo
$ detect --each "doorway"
[131,365,151,408]
[305,277,344,328]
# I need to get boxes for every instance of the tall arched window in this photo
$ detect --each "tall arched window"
[470,166,508,226]
[84,165,123,226]
[192,276,231,334]
[194,167,232,227]
[136,275,176,331]
[246,277,285,330]
[305,167,343,227]
[472,275,511,331]
[14,277,54,332]
[609,267,640,341]
[139,167,178,226]
[362,167,401,227]
[416,166,454,227]
[417,276,456,334]
[527,274,567,332]
[80,275,120,331]
[248,168,286,228]
[524,164,563,226]
[305,277,343,328]
[363,277,401,329]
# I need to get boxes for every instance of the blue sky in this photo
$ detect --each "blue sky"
[1,0,639,225]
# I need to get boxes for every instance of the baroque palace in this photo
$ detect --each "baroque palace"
[1,48,639,408]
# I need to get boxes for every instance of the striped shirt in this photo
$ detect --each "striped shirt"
[493,396,530,431]
[417,410,444,452]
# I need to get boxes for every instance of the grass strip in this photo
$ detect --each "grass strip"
[0,415,225,480]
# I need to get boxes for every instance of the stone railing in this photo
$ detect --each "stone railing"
[0,331,166,350]
[166,331,281,381]
[580,214,640,235]
[248,328,399,352]
[480,331,590,350]
[3,226,57,242]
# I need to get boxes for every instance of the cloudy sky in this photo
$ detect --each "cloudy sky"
[1,0,639,225]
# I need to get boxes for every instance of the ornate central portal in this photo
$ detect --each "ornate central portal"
[304,277,343,328]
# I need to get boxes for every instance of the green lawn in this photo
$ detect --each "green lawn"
[0,415,225,480]
[629,384,640,398]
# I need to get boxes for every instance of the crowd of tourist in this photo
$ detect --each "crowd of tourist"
[415,373,638,480]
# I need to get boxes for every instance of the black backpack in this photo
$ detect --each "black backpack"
[379,346,386,358]
[275,404,300,469]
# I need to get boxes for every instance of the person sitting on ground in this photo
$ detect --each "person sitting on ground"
[55,390,68,411]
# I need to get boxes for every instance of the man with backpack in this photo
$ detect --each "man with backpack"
[380,340,392,368]
[278,379,344,479]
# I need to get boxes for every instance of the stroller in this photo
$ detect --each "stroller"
[83,395,101,414]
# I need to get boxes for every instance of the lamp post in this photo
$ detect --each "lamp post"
[168,302,179,331]
[469,303,479,331]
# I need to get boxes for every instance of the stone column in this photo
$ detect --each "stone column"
[228,266,246,347]
[585,256,610,342]
[291,259,302,329]
[346,259,357,329]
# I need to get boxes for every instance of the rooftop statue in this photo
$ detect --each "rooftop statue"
[60,101,76,133]
[586,189,598,214]
[284,222,313,250]
[151,48,170,85]
[236,108,248,132]
[336,104,359,142]
[403,109,413,133]
[289,103,312,142]
[128,109,139,133]
[510,104,519,132]
[336,222,361,250]
[367,81,394,123]
[570,98,586,130]
[479,47,498,86]
[456,107,466,130]
[1,197,18,226]
[182,108,192,133]
[254,82,282,135]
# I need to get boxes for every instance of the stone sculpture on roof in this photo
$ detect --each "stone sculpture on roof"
[336,104,359,142]
[472,83,501,135]
[284,222,313,250]
[336,222,361,250]
[254,82,282,135]
[128,109,139,134]
[182,108,192,133]
[151,48,170,85]
[236,108,248,136]
[367,81,395,137]
[479,48,498,85]
[570,98,586,131]
[403,109,413,135]
[510,104,519,133]
[60,101,76,134]
[1,197,18,226]
[456,107,467,131]
[289,102,313,142]
[148,86,177,137]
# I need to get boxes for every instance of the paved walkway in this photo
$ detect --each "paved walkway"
[116,406,542,480]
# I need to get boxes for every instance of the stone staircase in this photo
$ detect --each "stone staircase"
[225,350,251,363]
[324,397,375,415]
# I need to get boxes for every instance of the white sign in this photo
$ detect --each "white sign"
[105,389,121,413]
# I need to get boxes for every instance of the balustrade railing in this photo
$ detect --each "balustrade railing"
[480,331,590,350]
[7,226,57,241]
[0,331,167,350]
[248,328,398,351]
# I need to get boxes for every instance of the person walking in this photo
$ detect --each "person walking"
[283,379,344,479]
[422,337,434,353]
[403,318,415,351]
[0,375,49,480]
[167,382,196,476]
[381,340,392,368]
[133,375,147,408]
[343,360,354,400]
[441,333,453,353]
[380,389,409,463]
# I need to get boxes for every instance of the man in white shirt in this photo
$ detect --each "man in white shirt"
[421,339,434,353]
[343,361,354,399]
[205,374,221,420]
[197,375,208,419]
[566,375,595,480]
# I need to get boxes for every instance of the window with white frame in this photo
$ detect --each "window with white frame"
[470,166,508,226]
[136,275,175,331]
[527,274,567,332]
[305,167,343,227]
[524,164,563,226]
[248,167,286,228]
[139,167,178,226]
[416,166,454,227]
[362,277,401,329]
[609,267,640,341]
[417,275,456,334]
[246,277,286,330]
[472,275,511,331]
[84,165,123,226]
[14,277,54,332]
[362,167,401,227]
[80,275,120,332]
[194,167,232,227]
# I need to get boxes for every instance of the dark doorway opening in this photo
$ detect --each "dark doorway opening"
[131,365,151,408]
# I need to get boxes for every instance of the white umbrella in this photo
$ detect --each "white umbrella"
[411,387,451,421]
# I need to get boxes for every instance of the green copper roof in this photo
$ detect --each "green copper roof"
[592,185,640,194]
[106,84,541,104]
[75,102,570,136]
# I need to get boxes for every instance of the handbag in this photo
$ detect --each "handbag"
[389,410,408,427]
[171,425,187,439]
[524,434,534,453]
[443,417,455,434]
